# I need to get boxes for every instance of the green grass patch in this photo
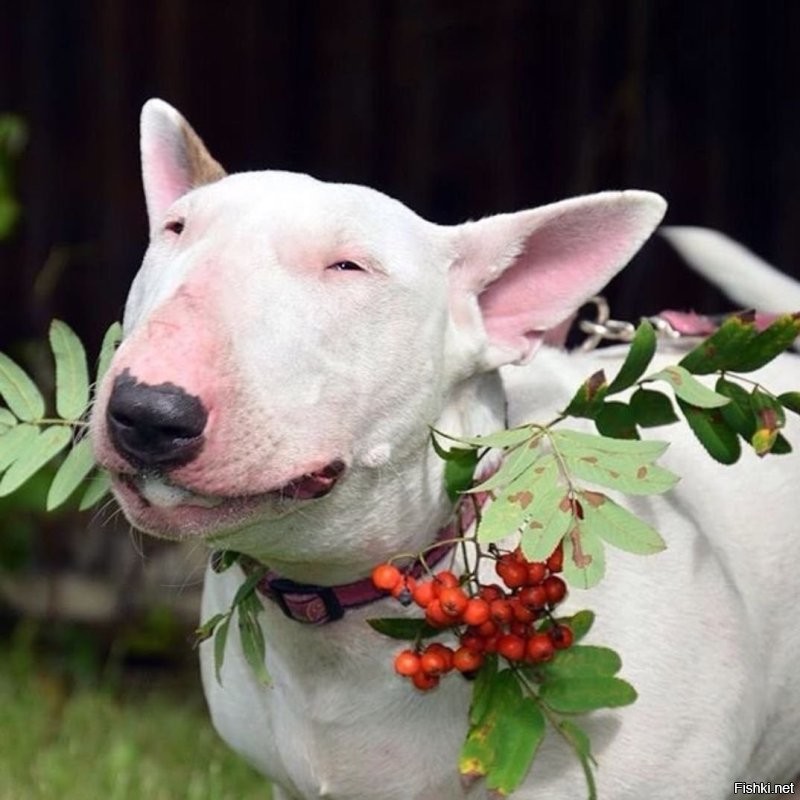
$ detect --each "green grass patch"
[0,647,269,800]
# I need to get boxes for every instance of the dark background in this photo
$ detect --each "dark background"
[2,0,799,356]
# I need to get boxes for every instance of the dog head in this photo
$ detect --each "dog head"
[91,99,665,580]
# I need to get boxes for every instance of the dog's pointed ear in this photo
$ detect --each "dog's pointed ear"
[140,99,227,231]
[448,191,667,370]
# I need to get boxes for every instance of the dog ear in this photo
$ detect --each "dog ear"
[140,99,227,231]
[449,191,666,369]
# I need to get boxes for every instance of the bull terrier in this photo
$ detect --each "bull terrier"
[91,99,800,799]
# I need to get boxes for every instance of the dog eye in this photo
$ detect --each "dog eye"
[327,261,364,272]
[165,219,185,235]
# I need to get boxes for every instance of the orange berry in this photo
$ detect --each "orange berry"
[483,634,500,654]
[497,559,528,589]
[518,585,548,610]
[479,584,505,603]
[546,543,564,573]
[490,598,514,624]
[425,643,454,672]
[433,570,459,595]
[412,670,440,691]
[412,580,437,608]
[453,647,484,673]
[463,597,491,626]
[439,586,469,618]
[420,647,448,676]
[476,619,499,639]
[459,632,486,653]
[510,597,537,623]
[526,561,547,585]
[425,599,455,628]
[510,620,531,638]
[497,634,526,662]
[371,563,402,591]
[394,649,421,676]
[550,624,574,650]
[526,633,555,663]
[543,575,567,605]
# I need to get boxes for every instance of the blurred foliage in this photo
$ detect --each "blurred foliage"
[0,630,269,800]
[0,113,26,240]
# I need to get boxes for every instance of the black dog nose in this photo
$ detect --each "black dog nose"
[106,370,208,468]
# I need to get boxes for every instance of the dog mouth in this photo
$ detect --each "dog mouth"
[114,459,347,512]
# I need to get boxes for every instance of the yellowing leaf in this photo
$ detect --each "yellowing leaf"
[563,525,605,589]
[459,670,545,796]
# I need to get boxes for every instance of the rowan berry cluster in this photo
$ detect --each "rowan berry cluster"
[371,543,573,691]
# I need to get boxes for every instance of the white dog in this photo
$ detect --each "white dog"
[91,100,800,799]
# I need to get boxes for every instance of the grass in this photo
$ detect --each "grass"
[0,638,270,800]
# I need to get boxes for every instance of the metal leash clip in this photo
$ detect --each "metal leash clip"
[577,297,690,352]
[578,297,635,351]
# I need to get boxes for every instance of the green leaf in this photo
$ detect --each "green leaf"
[778,392,800,417]
[444,448,478,501]
[541,645,622,679]
[594,402,640,440]
[430,431,470,462]
[629,388,679,428]
[677,399,741,465]
[607,320,657,393]
[468,653,498,726]
[725,314,800,372]
[579,491,667,555]
[96,321,123,383]
[540,676,637,713]
[49,320,90,420]
[562,452,679,497]
[46,437,96,510]
[367,618,439,641]
[551,429,669,461]
[715,378,756,440]
[563,610,594,642]
[559,720,598,799]
[232,570,266,607]
[466,437,543,494]
[679,313,758,374]
[79,469,112,510]
[459,669,546,795]
[213,615,231,685]
[0,426,71,496]
[770,434,793,456]
[432,425,537,450]
[563,525,606,589]
[0,407,16,433]
[0,351,45,421]
[563,370,608,419]
[238,597,271,685]
[0,423,39,472]
[195,612,228,645]
[648,365,729,408]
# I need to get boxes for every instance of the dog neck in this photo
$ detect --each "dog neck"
[207,370,507,585]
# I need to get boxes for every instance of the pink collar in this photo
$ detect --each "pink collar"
[255,490,490,625]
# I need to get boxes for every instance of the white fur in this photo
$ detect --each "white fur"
[93,101,800,799]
